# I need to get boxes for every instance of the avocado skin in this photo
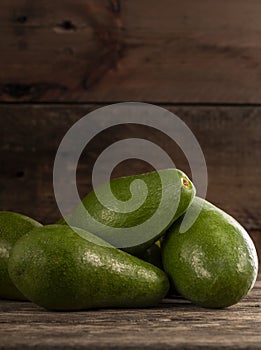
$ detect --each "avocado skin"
[138,242,181,297]
[138,244,163,270]
[67,168,195,255]
[162,197,259,308]
[56,214,71,225]
[0,212,42,300]
[8,225,169,310]
[56,217,66,225]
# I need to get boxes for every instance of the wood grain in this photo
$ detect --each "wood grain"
[0,279,260,349]
[0,104,260,255]
[1,0,261,102]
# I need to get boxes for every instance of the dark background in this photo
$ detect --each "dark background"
[0,0,260,257]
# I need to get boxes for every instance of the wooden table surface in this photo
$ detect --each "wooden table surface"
[0,278,260,350]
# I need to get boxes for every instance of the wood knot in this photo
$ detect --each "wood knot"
[108,0,121,13]
[16,16,27,24]
[54,20,77,33]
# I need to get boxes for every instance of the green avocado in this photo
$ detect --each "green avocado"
[8,225,169,310]
[137,243,163,269]
[0,211,42,300]
[56,214,72,225]
[137,242,180,296]
[162,197,259,308]
[65,168,195,255]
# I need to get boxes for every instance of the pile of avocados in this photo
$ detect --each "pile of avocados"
[0,169,258,311]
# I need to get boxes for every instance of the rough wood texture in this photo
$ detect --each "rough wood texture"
[1,0,261,102]
[0,278,260,349]
[0,104,260,255]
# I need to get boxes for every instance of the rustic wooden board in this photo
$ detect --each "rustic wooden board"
[0,104,260,255]
[1,0,261,102]
[0,279,260,349]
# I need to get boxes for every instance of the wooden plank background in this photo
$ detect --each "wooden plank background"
[0,1,260,256]
[0,0,261,102]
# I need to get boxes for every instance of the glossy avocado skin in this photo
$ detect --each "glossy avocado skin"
[0,212,42,300]
[8,225,169,310]
[162,197,258,308]
[66,168,195,255]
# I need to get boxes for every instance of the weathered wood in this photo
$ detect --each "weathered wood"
[0,104,260,255]
[0,279,260,349]
[1,0,261,102]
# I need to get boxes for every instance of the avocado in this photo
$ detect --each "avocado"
[8,225,170,310]
[137,243,163,269]
[56,214,72,225]
[56,217,67,225]
[138,242,181,296]
[162,197,259,308]
[0,211,42,300]
[66,168,195,255]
